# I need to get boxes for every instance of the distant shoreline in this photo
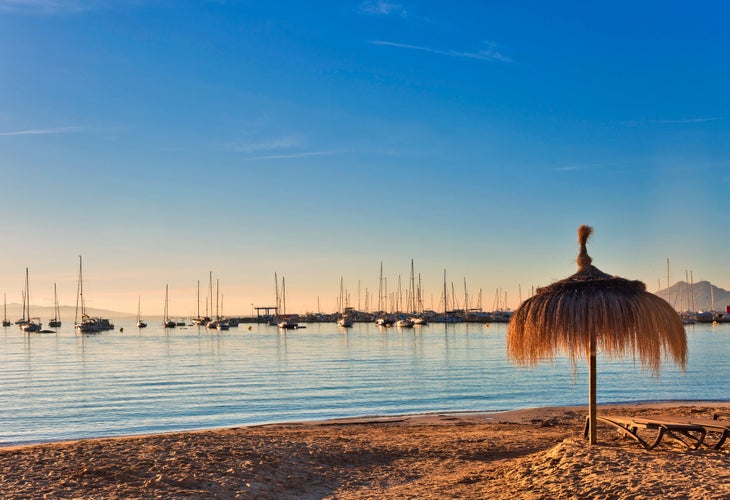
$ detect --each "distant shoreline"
[5,400,730,450]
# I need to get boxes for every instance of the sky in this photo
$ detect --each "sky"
[1,1,729,316]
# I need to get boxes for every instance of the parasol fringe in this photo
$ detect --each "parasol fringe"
[507,286,687,374]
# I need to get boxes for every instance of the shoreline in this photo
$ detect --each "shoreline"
[4,399,730,450]
[3,401,730,498]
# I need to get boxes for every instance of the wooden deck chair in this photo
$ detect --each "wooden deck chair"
[585,415,706,449]
[656,415,730,450]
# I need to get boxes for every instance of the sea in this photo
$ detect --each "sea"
[1,321,728,446]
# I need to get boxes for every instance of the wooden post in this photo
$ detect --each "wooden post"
[589,331,597,445]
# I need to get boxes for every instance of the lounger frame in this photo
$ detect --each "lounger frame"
[585,416,706,449]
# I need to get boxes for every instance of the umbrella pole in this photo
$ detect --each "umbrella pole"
[589,332,597,445]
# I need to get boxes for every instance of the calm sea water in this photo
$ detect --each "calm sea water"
[1,321,728,445]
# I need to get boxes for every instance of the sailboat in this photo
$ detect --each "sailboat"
[276,276,299,329]
[206,278,230,330]
[216,288,230,331]
[163,284,175,328]
[336,277,353,328]
[136,296,147,328]
[191,279,211,326]
[19,268,42,333]
[48,283,62,328]
[2,294,10,327]
[75,256,102,334]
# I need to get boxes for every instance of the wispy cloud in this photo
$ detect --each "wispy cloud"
[370,40,512,63]
[359,1,407,17]
[229,134,305,154]
[621,117,722,127]
[228,131,346,161]
[0,0,97,13]
[0,126,82,136]
[552,160,636,172]
[242,150,344,161]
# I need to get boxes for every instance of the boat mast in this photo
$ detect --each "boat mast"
[464,278,468,316]
[410,259,416,314]
[339,277,344,315]
[443,269,448,316]
[666,257,671,308]
[25,267,30,322]
[274,272,280,315]
[75,260,80,325]
[209,271,213,321]
[378,262,383,313]
[282,276,286,315]
[78,256,85,318]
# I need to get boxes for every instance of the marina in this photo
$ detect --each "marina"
[1,321,728,446]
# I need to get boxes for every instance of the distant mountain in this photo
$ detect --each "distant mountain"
[2,303,136,322]
[656,281,730,312]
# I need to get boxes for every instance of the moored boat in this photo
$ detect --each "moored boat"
[191,279,210,326]
[336,278,353,328]
[136,296,147,328]
[395,318,414,328]
[21,319,42,333]
[19,268,42,333]
[337,316,353,328]
[277,314,299,329]
[47,283,62,328]
[74,256,102,334]
[163,284,175,328]
[2,293,11,327]
[375,315,394,327]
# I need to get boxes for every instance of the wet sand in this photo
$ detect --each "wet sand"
[2,402,730,499]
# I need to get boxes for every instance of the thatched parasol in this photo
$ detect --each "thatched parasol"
[507,225,687,444]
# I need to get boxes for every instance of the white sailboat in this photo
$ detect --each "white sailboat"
[208,279,230,330]
[2,293,10,327]
[163,284,175,328]
[337,277,353,328]
[191,279,210,326]
[136,296,147,328]
[75,256,102,334]
[277,276,299,329]
[48,283,61,328]
[20,268,42,333]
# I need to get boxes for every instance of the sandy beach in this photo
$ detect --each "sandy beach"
[2,402,730,499]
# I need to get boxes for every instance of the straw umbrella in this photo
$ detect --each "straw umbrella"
[507,225,687,445]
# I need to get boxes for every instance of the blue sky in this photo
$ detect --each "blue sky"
[1,1,728,315]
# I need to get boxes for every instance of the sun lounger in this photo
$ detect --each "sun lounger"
[656,415,730,450]
[585,415,707,449]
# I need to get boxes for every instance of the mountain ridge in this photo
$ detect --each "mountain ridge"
[2,303,136,321]
[656,281,730,312]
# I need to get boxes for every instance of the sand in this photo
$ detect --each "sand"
[2,403,730,499]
